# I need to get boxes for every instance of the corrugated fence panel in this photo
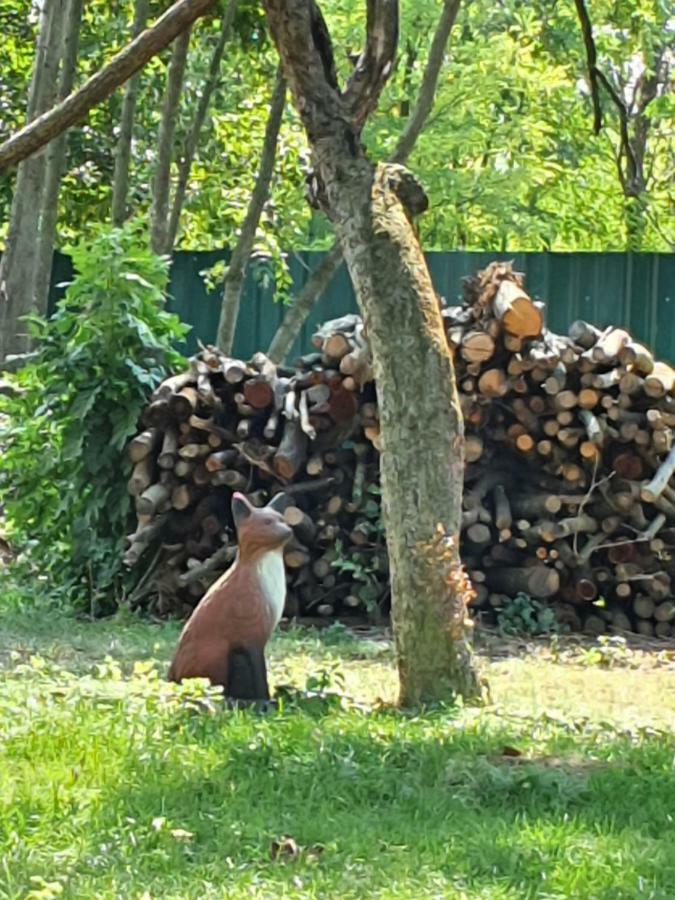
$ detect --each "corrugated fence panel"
[45,250,674,362]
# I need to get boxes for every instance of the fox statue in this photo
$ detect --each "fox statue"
[168,492,293,701]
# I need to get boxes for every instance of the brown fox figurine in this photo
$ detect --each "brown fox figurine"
[167,492,293,701]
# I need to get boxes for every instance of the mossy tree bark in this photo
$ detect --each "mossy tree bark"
[263,0,482,705]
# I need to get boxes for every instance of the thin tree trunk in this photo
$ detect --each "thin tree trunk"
[263,0,482,705]
[0,0,218,172]
[166,0,237,248]
[0,0,66,361]
[150,28,192,255]
[32,0,84,317]
[215,69,286,353]
[111,0,149,226]
[266,0,462,364]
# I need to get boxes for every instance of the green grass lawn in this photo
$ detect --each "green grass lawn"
[0,608,674,900]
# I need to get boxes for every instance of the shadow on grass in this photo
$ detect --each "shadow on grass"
[44,702,675,898]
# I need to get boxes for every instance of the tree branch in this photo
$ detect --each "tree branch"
[263,0,346,145]
[0,0,218,172]
[390,0,460,164]
[573,0,603,135]
[344,0,399,131]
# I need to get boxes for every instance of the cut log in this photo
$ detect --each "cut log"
[460,331,495,363]
[492,279,543,338]
[485,566,559,599]
[641,446,675,503]
[274,420,308,481]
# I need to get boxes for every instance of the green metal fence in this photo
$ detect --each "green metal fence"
[48,250,675,362]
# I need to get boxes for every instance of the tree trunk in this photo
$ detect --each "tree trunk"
[0,0,218,172]
[265,0,462,365]
[0,0,65,362]
[150,28,192,255]
[166,0,237,248]
[111,0,149,226]
[32,0,84,317]
[340,164,481,704]
[215,69,286,353]
[263,0,482,706]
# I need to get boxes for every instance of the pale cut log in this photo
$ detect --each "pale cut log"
[633,595,655,619]
[169,386,200,420]
[171,483,196,510]
[552,390,578,412]
[591,328,630,363]
[619,371,644,395]
[128,428,161,463]
[205,449,238,472]
[493,484,512,532]
[157,428,178,469]
[136,482,171,517]
[644,362,675,398]
[173,459,194,478]
[654,601,675,623]
[284,505,317,544]
[465,435,484,463]
[485,566,559,599]
[476,367,508,398]
[460,331,495,363]
[127,457,154,496]
[618,340,654,374]
[178,442,210,460]
[641,446,675,503]
[492,279,543,338]
[510,494,562,517]
[543,362,566,396]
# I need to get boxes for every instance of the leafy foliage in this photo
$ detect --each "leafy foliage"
[0,225,188,609]
[1,0,671,255]
[496,592,559,636]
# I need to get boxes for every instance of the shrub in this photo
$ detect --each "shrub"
[0,224,188,611]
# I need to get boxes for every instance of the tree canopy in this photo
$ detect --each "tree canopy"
[0,0,672,257]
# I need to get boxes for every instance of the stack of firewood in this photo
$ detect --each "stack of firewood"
[124,262,675,638]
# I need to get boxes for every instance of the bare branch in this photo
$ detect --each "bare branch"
[345,0,400,131]
[0,0,218,171]
[262,0,346,144]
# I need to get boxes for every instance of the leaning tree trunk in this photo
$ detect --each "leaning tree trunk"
[0,0,65,362]
[263,0,482,705]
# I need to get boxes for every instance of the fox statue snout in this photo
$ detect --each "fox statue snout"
[167,491,294,701]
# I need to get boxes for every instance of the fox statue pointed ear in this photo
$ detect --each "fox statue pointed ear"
[232,492,254,529]
[266,492,289,514]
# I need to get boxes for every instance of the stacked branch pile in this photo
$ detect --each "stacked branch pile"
[125,263,675,638]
